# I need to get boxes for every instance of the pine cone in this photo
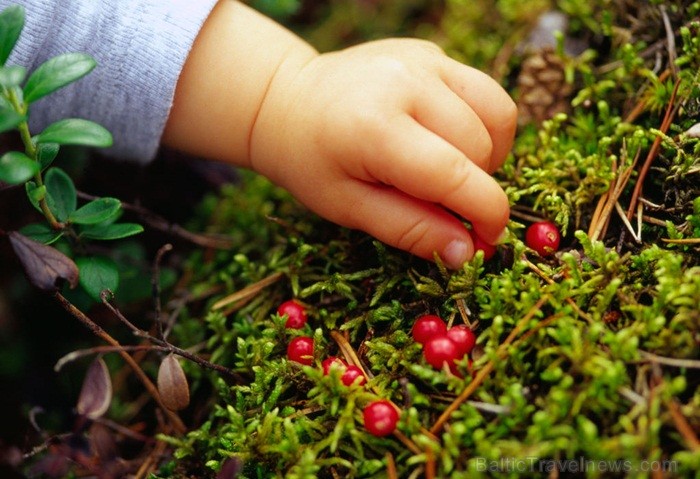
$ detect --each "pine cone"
[516,48,573,125]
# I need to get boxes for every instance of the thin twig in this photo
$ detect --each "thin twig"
[211,272,284,311]
[152,244,173,341]
[77,191,235,249]
[626,79,681,220]
[101,296,244,382]
[54,344,164,372]
[53,292,186,434]
[638,351,700,369]
[386,452,398,479]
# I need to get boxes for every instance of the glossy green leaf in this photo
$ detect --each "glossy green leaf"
[19,223,63,245]
[44,167,77,221]
[36,118,112,148]
[37,143,60,170]
[75,256,119,301]
[25,181,46,212]
[0,106,24,133]
[0,5,24,66]
[81,223,144,241]
[0,65,26,87]
[69,198,121,225]
[23,53,96,104]
[0,151,38,184]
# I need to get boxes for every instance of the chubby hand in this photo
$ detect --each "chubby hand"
[250,39,516,268]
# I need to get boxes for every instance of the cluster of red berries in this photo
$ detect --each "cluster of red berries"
[412,314,476,375]
[278,299,399,437]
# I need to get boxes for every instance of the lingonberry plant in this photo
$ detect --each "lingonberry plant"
[278,299,308,329]
[445,324,476,357]
[525,220,561,257]
[287,336,314,365]
[0,4,142,301]
[362,400,400,437]
[472,233,497,260]
[411,314,448,344]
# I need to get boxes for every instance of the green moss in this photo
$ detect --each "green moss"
[154,1,700,477]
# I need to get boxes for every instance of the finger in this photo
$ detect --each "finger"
[439,59,517,173]
[349,116,510,243]
[411,80,493,172]
[333,181,476,268]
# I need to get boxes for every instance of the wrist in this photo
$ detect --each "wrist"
[162,0,317,169]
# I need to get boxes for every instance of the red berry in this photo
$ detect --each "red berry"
[363,400,399,437]
[278,300,308,329]
[446,325,476,357]
[287,336,314,365]
[472,234,497,261]
[525,221,561,257]
[341,365,367,386]
[322,356,347,375]
[423,335,460,369]
[412,314,448,344]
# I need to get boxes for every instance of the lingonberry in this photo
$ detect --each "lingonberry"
[321,356,347,375]
[412,314,448,344]
[341,365,366,386]
[446,325,476,357]
[363,400,399,437]
[278,299,308,329]
[423,335,460,369]
[525,221,560,257]
[287,336,314,365]
[472,234,496,261]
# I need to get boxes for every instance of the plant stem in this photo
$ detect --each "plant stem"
[6,88,63,230]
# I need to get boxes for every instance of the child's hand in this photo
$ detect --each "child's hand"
[250,39,516,268]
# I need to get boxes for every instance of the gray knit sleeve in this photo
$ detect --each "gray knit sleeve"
[2,0,219,163]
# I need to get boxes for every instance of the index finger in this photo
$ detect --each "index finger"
[439,59,518,173]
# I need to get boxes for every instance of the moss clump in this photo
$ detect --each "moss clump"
[150,1,700,478]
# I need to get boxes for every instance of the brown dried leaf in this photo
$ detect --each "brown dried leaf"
[76,357,112,419]
[157,354,190,411]
[8,231,79,292]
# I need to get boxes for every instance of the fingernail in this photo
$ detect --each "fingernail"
[496,228,509,245]
[442,240,470,270]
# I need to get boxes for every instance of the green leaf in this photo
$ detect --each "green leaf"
[37,143,60,170]
[0,5,25,66]
[75,256,119,301]
[36,118,112,148]
[81,223,144,241]
[23,53,96,104]
[69,198,121,225]
[0,65,26,87]
[44,167,77,221]
[19,223,63,244]
[25,181,46,212]
[0,106,24,133]
[0,151,38,184]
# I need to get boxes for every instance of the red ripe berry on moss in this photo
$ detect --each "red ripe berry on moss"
[322,356,346,375]
[472,234,497,261]
[363,400,399,437]
[341,365,367,386]
[412,314,448,344]
[287,336,314,365]
[446,325,476,357]
[278,299,307,329]
[525,221,561,257]
[423,335,460,369]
